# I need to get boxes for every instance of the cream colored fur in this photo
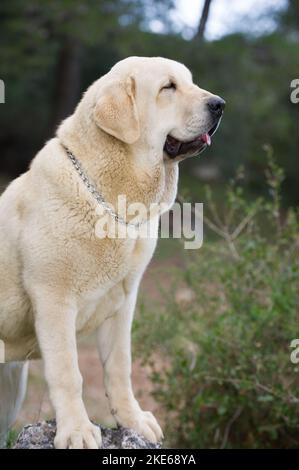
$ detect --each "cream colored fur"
[0,56,217,448]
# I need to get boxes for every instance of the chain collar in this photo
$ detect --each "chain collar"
[64,146,150,228]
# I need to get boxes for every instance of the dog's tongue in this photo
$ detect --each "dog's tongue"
[201,133,211,146]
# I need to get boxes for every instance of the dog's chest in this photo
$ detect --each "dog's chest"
[75,233,157,332]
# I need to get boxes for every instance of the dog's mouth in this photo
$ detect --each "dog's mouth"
[164,119,221,159]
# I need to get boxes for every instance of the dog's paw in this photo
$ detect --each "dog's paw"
[116,409,163,444]
[54,420,102,449]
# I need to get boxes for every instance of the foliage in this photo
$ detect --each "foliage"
[6,429,18,448]
[0,0,298,203]
[133,155,299,448]
[280,0,299,35]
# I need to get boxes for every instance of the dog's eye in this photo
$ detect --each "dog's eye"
[161,81,176,92]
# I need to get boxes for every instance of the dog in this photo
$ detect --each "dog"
[0,56,224,448]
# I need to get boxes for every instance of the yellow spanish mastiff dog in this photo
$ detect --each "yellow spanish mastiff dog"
[0,56,224,448]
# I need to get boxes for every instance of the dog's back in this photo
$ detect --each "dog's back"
[0,177,31,447]
[0,176,34,356]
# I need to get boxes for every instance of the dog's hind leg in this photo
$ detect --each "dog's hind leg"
[0,362,29,448]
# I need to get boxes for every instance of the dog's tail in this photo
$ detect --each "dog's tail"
[0,362,28,447]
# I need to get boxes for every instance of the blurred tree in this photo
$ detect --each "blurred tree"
[47,0,175,130]
[279,0,299,35]
[195,0,213,40]
[0,0,298,204]
[0,0,175,170]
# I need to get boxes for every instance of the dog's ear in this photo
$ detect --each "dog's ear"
[93,75,140,145]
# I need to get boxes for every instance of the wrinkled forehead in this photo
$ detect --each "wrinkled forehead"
[110,56,193,85]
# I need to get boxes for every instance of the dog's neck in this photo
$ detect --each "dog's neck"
[57,110,179,212]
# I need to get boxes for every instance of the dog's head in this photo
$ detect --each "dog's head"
[92,56,225,162]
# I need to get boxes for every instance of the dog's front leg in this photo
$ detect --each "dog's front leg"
[31,289,102,449]
[97,291,163,444]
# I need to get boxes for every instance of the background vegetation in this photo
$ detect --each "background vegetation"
[0,0,298,203]
[1,0,299,449]
[134,153,299,448]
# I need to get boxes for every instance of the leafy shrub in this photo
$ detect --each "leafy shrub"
[6,429,18,448]
[133,152,299,448]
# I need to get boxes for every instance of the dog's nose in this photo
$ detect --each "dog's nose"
[207,97,226,117]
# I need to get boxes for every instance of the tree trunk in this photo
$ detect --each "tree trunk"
[195,0,213,41]
[49,36,82,135]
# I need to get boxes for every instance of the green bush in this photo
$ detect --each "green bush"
[133,153,299,448]
[6,429,18,448]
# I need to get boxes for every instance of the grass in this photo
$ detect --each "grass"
[6,429,19,448]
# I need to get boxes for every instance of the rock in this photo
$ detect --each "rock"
[14,420,161,449]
